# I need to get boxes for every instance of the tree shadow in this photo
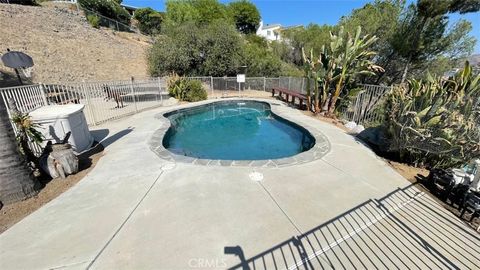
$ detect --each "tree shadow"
[225,183,480,270]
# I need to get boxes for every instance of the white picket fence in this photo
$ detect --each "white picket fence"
[0,77,391,128]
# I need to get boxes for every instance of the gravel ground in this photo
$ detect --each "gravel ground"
[0,3,150,86]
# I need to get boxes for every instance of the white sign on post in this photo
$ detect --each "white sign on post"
[236,74,245,83]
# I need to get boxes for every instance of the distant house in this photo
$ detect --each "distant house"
[256,21,282,41]
[121,4,138,16]
[256,21,302,42]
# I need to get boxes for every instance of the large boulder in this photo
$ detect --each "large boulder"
[357,127,390,151]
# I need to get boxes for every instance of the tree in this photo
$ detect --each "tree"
[164,0,229,26]
[148,21,243,76]
[390,0,479,83]
[282,24,334,66]
[0,99,39,205]
[243,41,283,77]
[133,8,164,35]
[78,0,131,25]
[227,0,261,34]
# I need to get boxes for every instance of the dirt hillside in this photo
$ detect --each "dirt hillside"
[0,3,151,87]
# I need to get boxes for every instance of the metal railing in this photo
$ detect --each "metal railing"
[81,6,138,33]
[0,78,169,127]
[0,77,392,128]
[337,84,392,126]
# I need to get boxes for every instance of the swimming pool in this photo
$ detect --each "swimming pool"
[162,100,315,160]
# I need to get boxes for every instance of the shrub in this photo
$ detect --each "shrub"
[87,14,100,28]
[148,21,242,76]
[78,0,131,26]
[133,7,164,35]
[166,74,207,102]
[184,80,208,102]
[383,62,480,168]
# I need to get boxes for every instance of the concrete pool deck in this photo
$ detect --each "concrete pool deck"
[0,98,478,269]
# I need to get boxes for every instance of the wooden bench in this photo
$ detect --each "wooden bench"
[271,88,308,110]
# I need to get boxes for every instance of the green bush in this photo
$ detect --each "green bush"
[148,21,242,77]
[87,14,100,28]
[167,74,207,102]
[78,0,131,26]
[133,7,164,35]
[184,80,208,102]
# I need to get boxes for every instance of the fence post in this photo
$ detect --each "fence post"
[210,76,214,97]
[301,78,305,94]
[157,77,163,103]
[130,77,138,113]
[288,77,291,90]
[39,83,48,106]
[81,81,97,126]
[263,77,266,92]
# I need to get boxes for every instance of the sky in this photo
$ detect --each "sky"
[123,0,480,54]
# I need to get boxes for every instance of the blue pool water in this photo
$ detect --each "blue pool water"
[163,101,315,160]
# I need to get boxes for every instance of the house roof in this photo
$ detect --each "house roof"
[120,4,138,11]
[262,24,282,30]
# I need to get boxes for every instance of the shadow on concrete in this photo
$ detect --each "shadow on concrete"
[225,184,480,270]
[90,129,110,143]
[99,127,134,148]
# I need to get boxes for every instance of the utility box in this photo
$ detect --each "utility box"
[29,104,94,153]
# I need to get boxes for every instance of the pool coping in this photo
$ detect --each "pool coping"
[148,98,331,167]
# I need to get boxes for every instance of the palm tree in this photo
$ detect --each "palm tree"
[327,26,383,114]
[0,98,38,205]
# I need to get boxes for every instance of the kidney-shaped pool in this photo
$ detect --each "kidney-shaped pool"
[162,100,315,160]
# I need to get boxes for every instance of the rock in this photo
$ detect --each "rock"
[357,127,390,150]
[344,121,357,130]
[352,124,365,134]
[39,142,79,179]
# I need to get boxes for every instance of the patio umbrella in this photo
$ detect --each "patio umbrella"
[1,50,34,84]
[1,50,34,69]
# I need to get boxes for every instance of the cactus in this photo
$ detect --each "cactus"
[384,61,480,168]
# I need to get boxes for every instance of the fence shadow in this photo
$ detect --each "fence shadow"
[226,184,480,270]
[98,127,134,148]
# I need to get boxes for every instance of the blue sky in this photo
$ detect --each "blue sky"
[124,0,480,53]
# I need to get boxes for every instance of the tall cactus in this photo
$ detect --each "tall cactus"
[384,61,480,168]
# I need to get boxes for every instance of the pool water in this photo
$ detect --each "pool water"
[163,101,315,160]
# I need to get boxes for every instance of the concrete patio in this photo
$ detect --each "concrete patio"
[0,98,478,270]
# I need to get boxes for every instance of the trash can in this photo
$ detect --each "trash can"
[29,104,94,153]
